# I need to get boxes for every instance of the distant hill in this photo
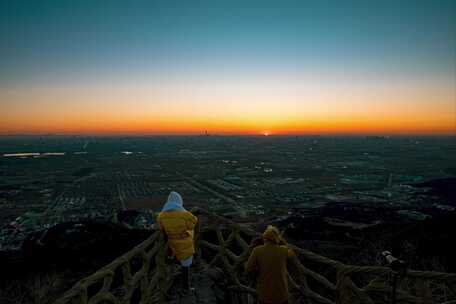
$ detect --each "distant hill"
[410,177,456,203]
[352,210,456,272]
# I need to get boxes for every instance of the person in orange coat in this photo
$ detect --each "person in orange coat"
[245,225,295,304]
[157,191,198,291]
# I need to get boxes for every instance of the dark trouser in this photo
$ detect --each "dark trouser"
[182,266,190,289]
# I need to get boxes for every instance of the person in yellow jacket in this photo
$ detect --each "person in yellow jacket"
[245,225,295,304]
[157,191,198,291]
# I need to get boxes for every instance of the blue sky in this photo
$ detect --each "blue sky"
[0,0,455,135]
[1,0,455,82]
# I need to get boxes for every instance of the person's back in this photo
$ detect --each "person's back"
[157,191,197,292]
[157,209,197,260]
[246,226,294,304]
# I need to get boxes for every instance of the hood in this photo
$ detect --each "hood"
[162,191,186,211]
[262,225,282,244]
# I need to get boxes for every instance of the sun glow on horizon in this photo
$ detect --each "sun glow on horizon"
[1,72,454,136]
[1,1,455,136]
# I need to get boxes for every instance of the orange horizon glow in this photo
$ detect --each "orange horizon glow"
[1,115,454,136]
[1,74,455,136]
[1,1,455,137]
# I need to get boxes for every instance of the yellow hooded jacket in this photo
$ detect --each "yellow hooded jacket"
[157,210,198,260]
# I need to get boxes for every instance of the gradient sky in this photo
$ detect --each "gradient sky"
[0,0,455,135]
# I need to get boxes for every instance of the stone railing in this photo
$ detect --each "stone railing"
[54,209,456,304]
[53,230,170,304]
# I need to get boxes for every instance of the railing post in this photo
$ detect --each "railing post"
[415,279,433,304]
[155,232,169,304]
